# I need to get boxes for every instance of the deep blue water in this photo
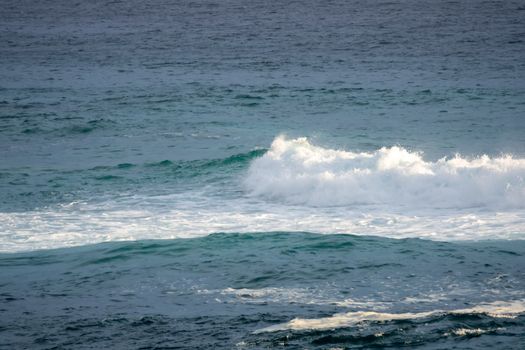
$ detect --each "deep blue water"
[1,0,525,348]
[1,233,525,349]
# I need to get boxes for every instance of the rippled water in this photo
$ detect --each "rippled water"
[1,0,525,348]
[2,233,525,348]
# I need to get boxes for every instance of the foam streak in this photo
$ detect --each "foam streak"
[255,300,525,333]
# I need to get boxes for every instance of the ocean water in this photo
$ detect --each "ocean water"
[1,0,525,348]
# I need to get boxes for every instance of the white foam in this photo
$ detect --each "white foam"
[1,195,525,252]
[245,136,525,209]
[198,287,388,309]
[446,328,491,337]
[1,136,525,252]
[254,300,525,333]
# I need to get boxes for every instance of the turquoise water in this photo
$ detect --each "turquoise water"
[1,0,525,348]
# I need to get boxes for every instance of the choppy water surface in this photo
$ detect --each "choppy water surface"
[1,0,525,348]
[1,233,525,349]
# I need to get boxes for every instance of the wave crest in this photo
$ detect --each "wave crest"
[245,136,525,209]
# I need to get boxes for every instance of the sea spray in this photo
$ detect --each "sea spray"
[245,136,525,209]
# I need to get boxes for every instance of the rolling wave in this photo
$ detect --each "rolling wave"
[245,136,525,209]
[2,137,525,252]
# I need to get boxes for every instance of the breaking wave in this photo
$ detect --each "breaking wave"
[245,136,525,209]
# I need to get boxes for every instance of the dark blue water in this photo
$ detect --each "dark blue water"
[1,233,525,349]
[1,0,525,348]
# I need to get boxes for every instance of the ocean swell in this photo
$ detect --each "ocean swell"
[245,136,525,209]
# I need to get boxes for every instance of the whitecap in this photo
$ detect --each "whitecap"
[245,136,525,209]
